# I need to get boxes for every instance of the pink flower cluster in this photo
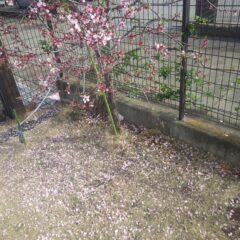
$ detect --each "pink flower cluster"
[155,43,169,58]
[31,1,115,48]
[97,82,112,93]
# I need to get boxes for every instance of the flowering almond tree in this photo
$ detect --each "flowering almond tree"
[0,0,219,134]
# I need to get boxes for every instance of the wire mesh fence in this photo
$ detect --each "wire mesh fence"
[112,0,183,109]
[0,0,239,128]
[187,0,240,127]
[0,9,90,109]
[0,11,52,108]
[112,0,240,128]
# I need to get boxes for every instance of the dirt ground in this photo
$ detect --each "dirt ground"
[0,107,239,240]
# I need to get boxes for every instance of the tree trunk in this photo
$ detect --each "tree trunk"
[0,41,25,117]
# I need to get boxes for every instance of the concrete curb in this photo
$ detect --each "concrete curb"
[57,78,240,167]
[115,94,240,167]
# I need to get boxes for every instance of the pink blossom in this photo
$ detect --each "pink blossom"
[156,24,164,33]
[155,43,169,58]
[119,0,130,8]
[209,4,214,10]
[128,33,135,41]
[200,38,209,48]
[37,0,46,8]
[65,85,71,95]
[67,14,81,32]
[97,83,110,93]
[119,20,126,28]
[50,67,60,74]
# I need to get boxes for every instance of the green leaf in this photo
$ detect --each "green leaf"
[205,92,214,97]
[155,53,161,61]
[193,76,204,86]
[195,16,209,24]
[158,65,171,79]
[235,106,240,112]
[39,40,52,52]
[62,0,69,12]
[187,23,196,36]
[12,109,26,144]
[236,78,240,85]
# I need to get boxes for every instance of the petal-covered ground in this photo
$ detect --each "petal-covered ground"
[0,108,239,240]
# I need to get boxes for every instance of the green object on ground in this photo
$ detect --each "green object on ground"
[12,109,26,144]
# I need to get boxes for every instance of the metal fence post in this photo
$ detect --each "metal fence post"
[179,0,190,120]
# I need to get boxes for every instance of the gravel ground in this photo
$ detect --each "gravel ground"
[0,107,239,240]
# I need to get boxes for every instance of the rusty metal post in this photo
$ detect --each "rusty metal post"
[179,0,190,120]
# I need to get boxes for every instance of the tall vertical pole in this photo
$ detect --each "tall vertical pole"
[179,0,190,120]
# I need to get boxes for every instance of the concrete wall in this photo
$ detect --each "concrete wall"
[115,94,240,167]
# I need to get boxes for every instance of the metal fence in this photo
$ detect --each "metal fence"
[0,0,239,129]
[187,0,240,127]
[0,11,51,109]
[113,0,240,128]
[216,0,240,24]
[0,7,91,110]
